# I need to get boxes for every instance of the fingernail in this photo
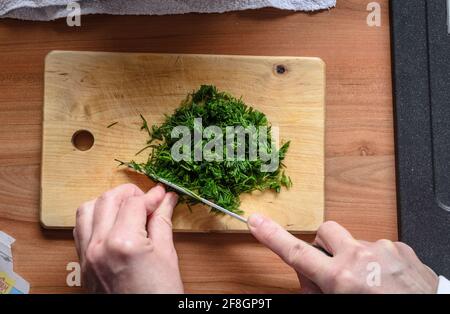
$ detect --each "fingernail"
[248,213,264,227]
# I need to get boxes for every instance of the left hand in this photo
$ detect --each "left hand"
[73,183,184,293]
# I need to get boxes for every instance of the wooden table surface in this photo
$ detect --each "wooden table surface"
[0,0,396,293]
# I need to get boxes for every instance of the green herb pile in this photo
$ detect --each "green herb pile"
[122,85,292,214]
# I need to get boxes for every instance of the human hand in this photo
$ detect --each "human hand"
[247,214,438,294]
[73,183,183,293]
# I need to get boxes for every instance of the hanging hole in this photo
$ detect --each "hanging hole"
[275,64,287,75]
[72,130,94,151]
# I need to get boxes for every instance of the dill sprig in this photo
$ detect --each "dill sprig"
[107,121,118,128]
[122,85,292,214]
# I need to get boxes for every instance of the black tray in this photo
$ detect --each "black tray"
[391,0,450,277]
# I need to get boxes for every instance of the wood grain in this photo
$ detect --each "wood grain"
[42,51,325,232]
[0,0,396,293]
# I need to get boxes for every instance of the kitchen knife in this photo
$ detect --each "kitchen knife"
[155,176,248,224]
[120,161,248,223]
[123,161,336,256]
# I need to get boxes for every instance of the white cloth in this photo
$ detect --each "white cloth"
[437,276,450,294]
[0,0,336,21]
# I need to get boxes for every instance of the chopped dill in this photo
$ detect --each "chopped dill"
[121,85,292,214]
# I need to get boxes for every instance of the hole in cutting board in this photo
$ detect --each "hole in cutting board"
[275,64,287,75]
[72,130,94,151]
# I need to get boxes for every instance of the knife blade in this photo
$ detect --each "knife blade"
[155,177,248,223]
[120,161,248,223]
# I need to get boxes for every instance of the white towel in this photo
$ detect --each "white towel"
[0,0,336,21]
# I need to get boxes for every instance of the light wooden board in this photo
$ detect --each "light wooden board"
[41,51,325,232]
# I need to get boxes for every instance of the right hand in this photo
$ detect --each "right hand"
[247,214,438,294]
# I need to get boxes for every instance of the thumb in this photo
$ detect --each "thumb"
[247,213,331,285]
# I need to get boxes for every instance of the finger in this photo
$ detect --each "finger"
[247,213,332,285]
[112,184,166,236]
[298,272,322,294]
[147,192,178,244]
[74,199,96,261]
[91,184,144,241]
[152,190,178,221]
[315,221,356,255]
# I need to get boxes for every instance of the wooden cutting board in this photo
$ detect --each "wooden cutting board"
[41,51,325,232]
